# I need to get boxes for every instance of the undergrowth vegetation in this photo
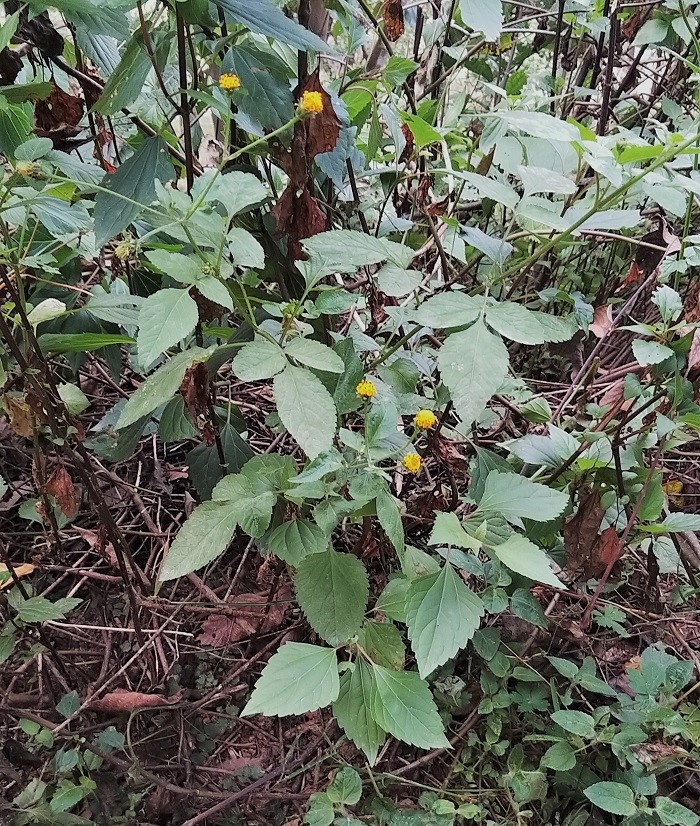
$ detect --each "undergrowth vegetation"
[2,0,700,823]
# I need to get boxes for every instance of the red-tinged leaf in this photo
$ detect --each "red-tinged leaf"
[589,304,613,338]
[44,467,78,518]
[90,689,182,712]
[382,0,404,41]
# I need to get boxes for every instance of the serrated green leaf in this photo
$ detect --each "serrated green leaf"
[333,661,385,765]
[583,782,637,816]
[429,512,481,551]
[284,338,345,373]
[460,0,502,40]
[438,320,509,427]
[158,501,239,581]
[232,338,288,382]
[17,596,81,623]
[375,577,409,623]
[406,565,484,677]
[358,620,405,670]
[327,767,362,805]
[486,302,574,345]
[137,289,199,368]
[242,642,339,717]
[370,665,450,749]
[414,292,482,329]
[117,347,214,429]
[655,797,700,826]
[266,519,328,566]
[376,488,404,553]
[540,741,576,771]
[295,549,368,646]
[274,366,337,458]
[303,230,412,270]
[479,471,568,523]
[551,710,595,738]
[490,535,565,589]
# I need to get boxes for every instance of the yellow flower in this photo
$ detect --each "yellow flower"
[402,453,422,474]
[15,161,42,179]
[298,90,323,115]
[114,238,134,261]
[219,73,241,92]
[414,409,438,430]
[356,379,376,399]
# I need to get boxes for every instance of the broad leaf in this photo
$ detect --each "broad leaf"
[438,320,509,427]
[376,488,404,553]
[429,512,481,551]
[232,338,287,382]
[284,338,345,373]
[214,0,333,53]
[266,519,328,566]
[406,565,484,677]
[333,660,385,765]
[303,230,412,269]
[295,549,368,646]
[273,366,337,458]
[583,782,637,816]
[491,535,565,589]
[358,621,405,670]
[414,291,482,329]
[117,347,214,429]
[242,642,340,717]
[93,136,172,245]
[460,0,502,40]
[479,471,568,522]
[486,302,574,345]
[158,500,239,581]
[137,289,199,368]
[370,665,450,749]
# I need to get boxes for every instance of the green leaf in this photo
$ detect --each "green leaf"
[333,661,385,765]
[438,320,509,427]
[406,565,484,677]
[383,55,418,87]
[376,488,404,553]
[511,589,548,627]
[550,710,595,738]
[39,333,135,353]
[399,112,441,149]
[214,0,333,53]
[56,691,80,719]
[274,366,337,458]
[540,741,576,771]
[232,338,287,382]
[375,577,409,623]
[632,339,675,366]
[327,767,362,805]
[93,135,172,245]
[116,347,214,429]
[641,512,700,533]
[212,474,276,537]
[229,45,295,131]
[414,292,482,329]
[583,782,637,816]
[375,265,422,297]
[0,82,53,103]
[0,11,19,52]
[486,302,574,345]
[242,642,340,717]
[50,779,92,814]
[358,620,405,670]
[370,665,450,749]
[460,0,502,40]
[158,501,239,581]
[295,549,368,646]
[284,338,345,373]
[303,230,412,270]
[137,289,199,368]
[429,512,481,551]
[479,471,568,522]
[0,99,31,159]
[491,535,564,589]
[655,797,700,826]
[17,596,81,623]
[305,793,335,826]
[266,519,327,566]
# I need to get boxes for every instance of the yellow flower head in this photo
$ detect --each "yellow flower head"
[402,453,422,474]
[414,409,438,430]
[356,379,376,399]
[299,90,323,115]
[15,161,42,179]
[114,238,135,261]
[219,73,241,92]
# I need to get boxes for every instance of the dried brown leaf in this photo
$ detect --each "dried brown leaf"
[563,490,605,577]
[3,395,35,439]
[44,467,77,518]
[589,305,614,339]
[382,0,404,41]
[90,689,182,713]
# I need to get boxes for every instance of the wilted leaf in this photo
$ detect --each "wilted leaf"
[382,0,404,41]
[43,467,78,518]
[90,689,182,712]
[563,490,605,578]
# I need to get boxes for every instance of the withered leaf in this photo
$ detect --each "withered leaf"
[298,69,341,160]
[35,85,84,144]
[591,526,622,578]
[90,689,182,713]
[3,395,35,439]
[589,304,613,338]
[271,183,327,261]
[44,467,78,518]
[198,588,290,647]
[382,0,405,41]
[563,490,605,578]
